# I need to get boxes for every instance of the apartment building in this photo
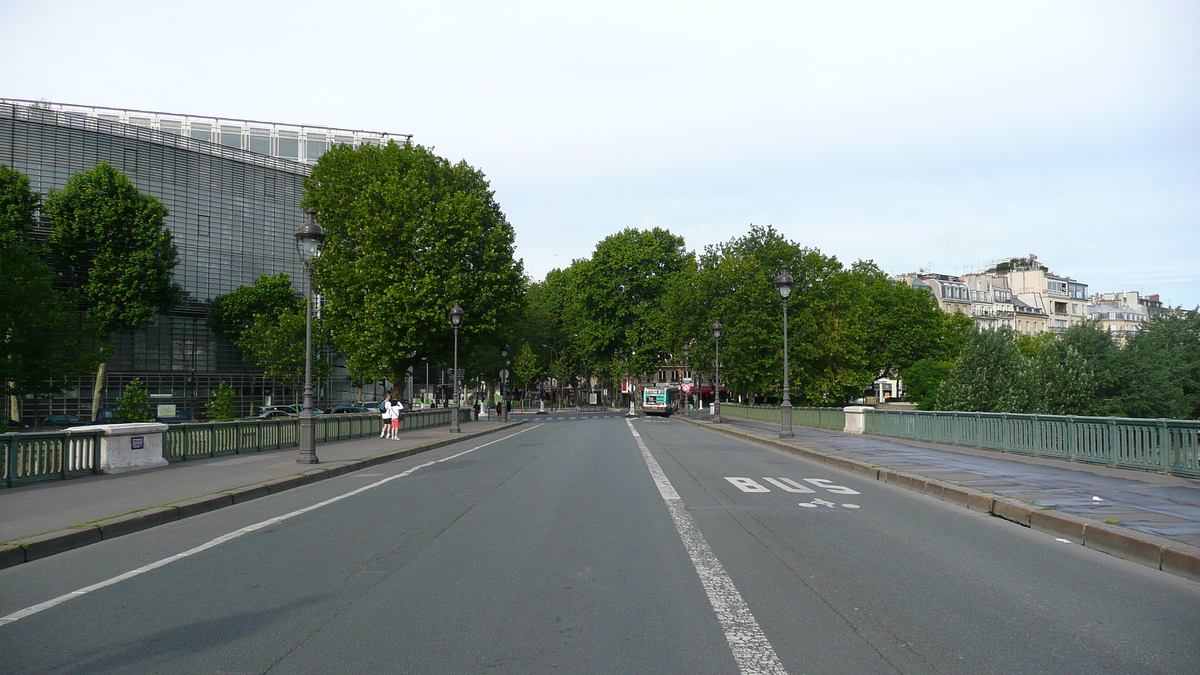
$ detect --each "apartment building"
[984,258,1088,333]
[961,272,1015,330]
[897,273,973,315]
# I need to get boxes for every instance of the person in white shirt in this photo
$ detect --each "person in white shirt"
[388,397,404,439]
[380,394,392,438]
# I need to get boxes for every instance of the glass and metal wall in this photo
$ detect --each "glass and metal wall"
[0,100,406,422]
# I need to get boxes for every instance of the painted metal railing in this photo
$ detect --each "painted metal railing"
[1,429,105,487]
[161,409,466,462]
[720,404,846,431]
[864,409,1200,478]
[1,408,473,487]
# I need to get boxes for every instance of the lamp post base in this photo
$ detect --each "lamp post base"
[780,400,794,438]
[297,415,319,463]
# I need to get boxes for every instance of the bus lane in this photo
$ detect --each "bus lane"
[627,415,1200,675]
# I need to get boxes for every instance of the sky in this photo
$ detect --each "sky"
[2,0,1198,307]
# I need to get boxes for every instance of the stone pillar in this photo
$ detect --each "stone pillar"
[843,406,873,434]
[69,423,170,474]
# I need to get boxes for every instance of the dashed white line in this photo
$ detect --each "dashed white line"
[626,419,788,675]
[0,424,543,628]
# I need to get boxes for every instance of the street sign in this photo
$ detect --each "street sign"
[681,383,694,394]
[500,369,510,380]
[447,368,464,379]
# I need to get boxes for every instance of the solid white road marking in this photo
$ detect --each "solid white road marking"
[0,424,544,628]
[627,420,788,675]
[842,504,861,509]
[1056,538,1072,543]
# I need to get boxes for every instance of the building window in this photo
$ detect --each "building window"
[248,133,271,155]
[278,135,299,158]
[306,136,327,160]
[220,127,242,149]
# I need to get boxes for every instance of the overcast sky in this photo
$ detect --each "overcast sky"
[3,1,1197,307]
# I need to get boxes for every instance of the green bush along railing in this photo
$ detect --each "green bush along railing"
[3,408,474,487]
[864,409,1200,478]
[2,429,104,487]
[720,404,846,431]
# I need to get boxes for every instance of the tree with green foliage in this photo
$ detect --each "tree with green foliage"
[572,228,692,381]
[235,301,331,393]
[512,343,540,405]
[669,225,965,405]
[44,162,181,420]
[205,381,237,421]
[303,142,524,389]
[1021,338,1097,415]
[1121,311,1200,419]
[900,358,954,409]
[936,327,1026,412]
[1,165,102,421]
[112,378,152,423]
[207,272,299,343]
[207,272,329,399]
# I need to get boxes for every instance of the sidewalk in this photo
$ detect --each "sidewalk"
[0,419,522,569]
[679,414,1200,582]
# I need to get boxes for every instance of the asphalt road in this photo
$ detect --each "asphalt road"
[1,413,1198,674]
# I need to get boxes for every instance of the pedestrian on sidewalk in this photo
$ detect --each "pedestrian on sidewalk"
[379,394,392,438]
[496,400,502,420]
[473,401,480,420]
[388,395,404,440]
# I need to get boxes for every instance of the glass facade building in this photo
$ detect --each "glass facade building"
[1,99,411,422]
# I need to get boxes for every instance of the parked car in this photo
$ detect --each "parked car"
[257,404,326,416]
[42,414,88,427]
[327,403,369,414]
[157,409,196,423]
[247,409,294,420]
[3,418,32,430]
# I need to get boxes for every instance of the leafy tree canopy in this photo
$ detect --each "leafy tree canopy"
[44,162,181,344]
[208,272,299,344]
[303,142,524,385]
[0,165,101,400]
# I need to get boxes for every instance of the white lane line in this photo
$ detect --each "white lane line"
[0,424,543,628]
[625,419,788,675]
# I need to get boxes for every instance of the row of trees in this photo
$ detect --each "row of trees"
[10,144,1194,423]
[905,317,1200,419]
[1,163,180,425]
[514,225,975,406]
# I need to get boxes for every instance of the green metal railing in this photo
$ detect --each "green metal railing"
[2,408,473,487]
[1,429,104,487]
[720,404,846,431]
[161,409,468,462]
[864,409,1200,478]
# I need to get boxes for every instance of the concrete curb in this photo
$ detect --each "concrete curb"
[0,422,524,571]
[676,416,1200,584]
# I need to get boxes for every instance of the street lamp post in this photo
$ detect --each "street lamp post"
[774,266,795,438]
[500,343,510,422]
[449,302,464,433]
[626,349,637,418]
[294,210,324,464]
[682,343,691,413]
[711,321,723,423]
